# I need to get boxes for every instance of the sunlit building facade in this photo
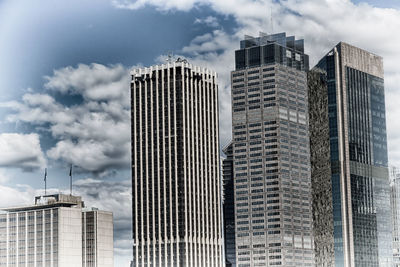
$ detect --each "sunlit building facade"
[131,59,223,266]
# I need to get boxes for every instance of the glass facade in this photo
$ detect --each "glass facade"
[235,33,309,72]
[312,42,392,267]
[324,54,345,267]
[346,66,391,266]
[83,211,95,266]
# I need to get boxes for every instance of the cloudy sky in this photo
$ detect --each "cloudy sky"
[1,0,400,265]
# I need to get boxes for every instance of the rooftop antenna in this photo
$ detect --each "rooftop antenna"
[44,168,47,195]
[69,164,73,196]
[271,7,274,33]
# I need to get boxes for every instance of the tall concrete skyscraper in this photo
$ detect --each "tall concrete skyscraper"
[309,42,392,267]
[230,32,315,267]
[130,59,223,266]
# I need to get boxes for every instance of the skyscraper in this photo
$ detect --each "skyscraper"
[231,32,315,267]
[222,143,236,267]
[309,42,392,267]
[130,59,223,266]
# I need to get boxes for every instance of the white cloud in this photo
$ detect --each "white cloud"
[0,183,43,209]
[0,133,46,171]
[182,29,232,55]
[47,138,129,173]
[45,63,130,105]
[1,94,73,125]
[112,0,199,11]
[194,16,219,27]
[0,185,33,207]
[3,64,131,174]
[0,169,11,184]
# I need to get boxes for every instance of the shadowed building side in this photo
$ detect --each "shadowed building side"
[222,143,236,267]
[308,69,335,267]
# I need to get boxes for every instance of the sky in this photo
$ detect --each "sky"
[0,0,400,265]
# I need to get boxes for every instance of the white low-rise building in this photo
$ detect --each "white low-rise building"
[0,194,113,267]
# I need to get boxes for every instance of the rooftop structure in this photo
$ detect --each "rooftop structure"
[240,32,305,52]
[2,194,84,213]
[235,32,309,71]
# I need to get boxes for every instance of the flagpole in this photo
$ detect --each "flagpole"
[44,168,47,196]
[69,165,72,196]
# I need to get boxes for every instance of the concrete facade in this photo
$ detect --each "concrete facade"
[82,209,114,267]
[0,194,113,267]
[130,59,223,266]
[231,32,314,267]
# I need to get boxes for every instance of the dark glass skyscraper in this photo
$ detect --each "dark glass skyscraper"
[222,143,236,267]
[309,42,392,267]
[231,32,315,267]
[130,59,223,266]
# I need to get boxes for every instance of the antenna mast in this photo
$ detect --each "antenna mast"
[69,165,73,196]
[271,8,274,33]
[44,168,47,195]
